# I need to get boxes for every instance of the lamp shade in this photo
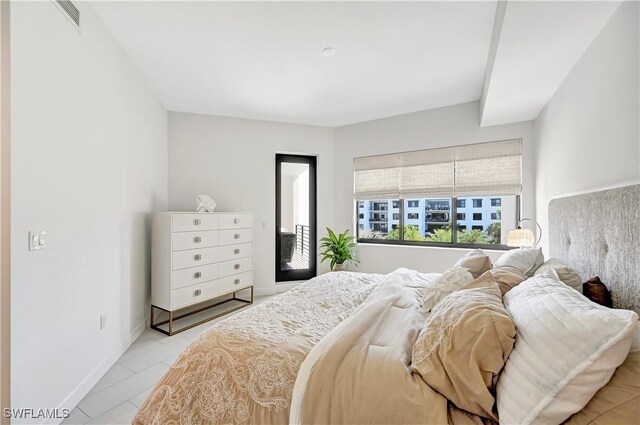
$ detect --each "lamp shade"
[506,227,535,247]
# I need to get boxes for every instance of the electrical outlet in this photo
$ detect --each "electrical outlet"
[99,315,106,330]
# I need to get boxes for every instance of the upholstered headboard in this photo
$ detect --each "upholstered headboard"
[549,184,640,313]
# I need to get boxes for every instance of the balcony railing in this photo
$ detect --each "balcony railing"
[295,224,310,261]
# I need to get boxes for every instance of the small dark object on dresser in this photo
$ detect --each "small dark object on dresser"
[583,276,613,307]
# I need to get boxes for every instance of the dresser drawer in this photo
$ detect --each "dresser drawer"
[172,214,219,232]
[218,257,252,278]
[172,231,218,251]
[217,243,252,262]
[219,214,253,230]
[172,279,219,309]
[219,229,252,246]
[172,247,218,270]
[171,263,219,290]
[218,271,253,295]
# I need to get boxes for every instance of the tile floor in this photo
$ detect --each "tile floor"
[63,295,273,425]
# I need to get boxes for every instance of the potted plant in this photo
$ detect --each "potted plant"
[319,228,359,271]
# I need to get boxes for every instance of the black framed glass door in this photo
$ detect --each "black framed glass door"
[275,154,317,282]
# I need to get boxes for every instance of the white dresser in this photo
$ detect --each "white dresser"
[150,212,254,335]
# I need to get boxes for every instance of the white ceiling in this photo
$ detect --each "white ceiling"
[481,1,622,127]
[91,1,497,127]
[91,1,623,128]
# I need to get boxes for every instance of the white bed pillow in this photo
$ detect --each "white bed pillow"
[496,273,638,425]
[534,258,583,292]
[422,266,474,312]
[494,247,544,277]
[454,249,492,278]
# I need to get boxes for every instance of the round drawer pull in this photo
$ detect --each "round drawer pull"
[193,254,202,261]
[194,289,202,296]
[234,249,240,254]
[234,218,240,224]
[193,219,202,226]
[234,279,240,285]
[234,264,240,270]
[193,236,202,243]
[234,233,240,239]
[193,272,202,279]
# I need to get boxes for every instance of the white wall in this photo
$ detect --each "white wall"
[334,101,534,274]
[534,1,640,254]
[11,2,167,421]
[168,112,334,294]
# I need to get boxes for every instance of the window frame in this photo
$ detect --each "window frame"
[355,195,518,250]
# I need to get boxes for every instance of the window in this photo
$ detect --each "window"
[354,139,521,249]
[356,199,399,239]
[357,195,517,247]
[426,200,450,210]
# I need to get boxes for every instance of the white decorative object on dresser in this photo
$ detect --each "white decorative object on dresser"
[150,212,254,335]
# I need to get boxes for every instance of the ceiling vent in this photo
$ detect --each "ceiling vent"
[51,0,81,32]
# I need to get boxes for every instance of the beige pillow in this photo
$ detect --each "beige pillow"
[454,249,493,278]
[534,258,582,292]
[411,277,516,420]
[489,266,526,295]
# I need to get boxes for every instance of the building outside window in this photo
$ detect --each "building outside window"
[393,213,399,220]
[407,200,419,208]
[456,213,466,220]
[407,213,419,219]
[359,213,364,219]
[473,213,482,220]
[491,198,501,207]
[457,199,466,208]
[392,201,400,208]
[473,199,483,208]
[491,212,501,220]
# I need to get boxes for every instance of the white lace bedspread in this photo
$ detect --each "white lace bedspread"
[133,271,385,425]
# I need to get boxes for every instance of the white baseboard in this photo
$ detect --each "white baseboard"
[274,281,302,293]
[47,320,147,424]
[253,287,275,296]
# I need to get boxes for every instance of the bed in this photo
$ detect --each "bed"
[133,184,639,425]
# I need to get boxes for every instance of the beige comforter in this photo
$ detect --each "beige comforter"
[290,268,454,425]
[132,272,385,425]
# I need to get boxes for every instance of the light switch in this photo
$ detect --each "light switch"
[29,230,46,251]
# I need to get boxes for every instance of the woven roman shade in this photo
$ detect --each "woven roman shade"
[353,139,522,199]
